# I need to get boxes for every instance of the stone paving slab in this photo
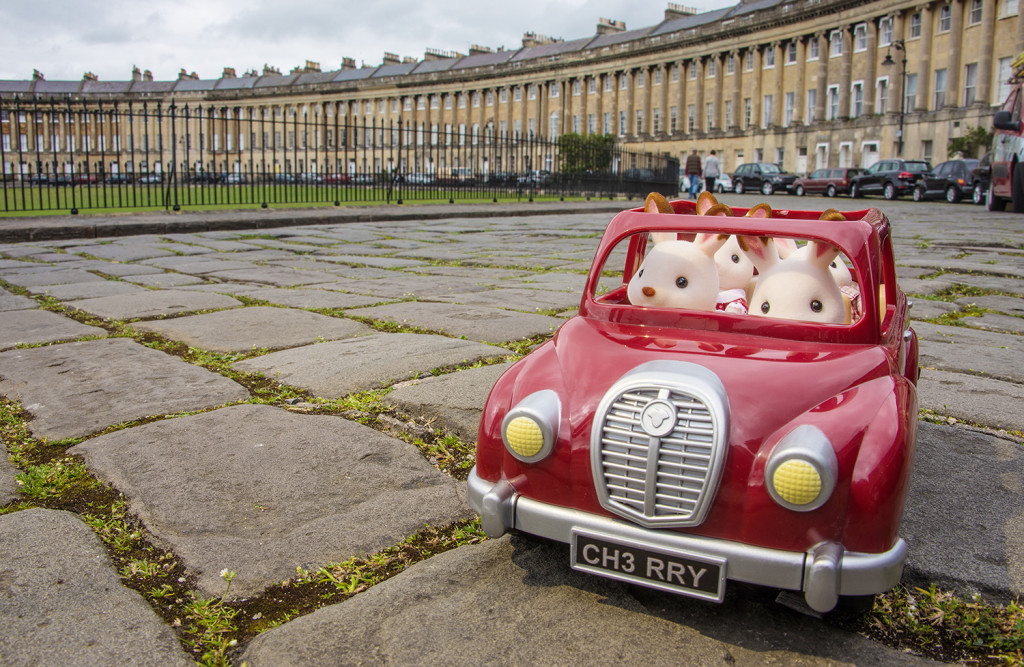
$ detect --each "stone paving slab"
[902,422,1024,602]
[69,404,474,599]
[906,299,959,321]
[130,306,373,353]
[0,508,195,667]
[28,280,148,300]
[913,321,1024,384]
[0,267,107,288]
[967,312,1024,335]
[239,534,935,667]
[141,257,261,274]
[224,286,385,309]
[384,362,515,442]
[350,302,563,343]
[320,275,489,299]
[0,309,106,351]
[917,368,1024,432]
[234,333,505,399]
[124,272,205,288]
[203,267,337,287]
[66,289,243,320]
[65,260,166,277]
[432,287,582,313]
[69,243,176,262]
[0,289,38,311]
[956,294,1024,315]
[0,442,19,505]
[0,338,249,440]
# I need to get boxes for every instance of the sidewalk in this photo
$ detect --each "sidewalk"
[0,196,1022,665]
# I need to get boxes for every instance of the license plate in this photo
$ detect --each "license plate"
[571,529,725,602]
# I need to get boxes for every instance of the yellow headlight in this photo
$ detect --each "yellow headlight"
[772,459,822,506]
[505,416,545,458]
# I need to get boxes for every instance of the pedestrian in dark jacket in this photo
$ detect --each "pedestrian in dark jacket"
[685,149,702,198]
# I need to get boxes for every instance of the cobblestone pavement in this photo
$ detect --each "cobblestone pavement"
[0,196,1021,665]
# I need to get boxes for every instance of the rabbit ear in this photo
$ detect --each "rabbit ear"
[745,203,772,218]
[804,241,842,269]
[774,237,798,259]
[694,233,730,258]
[819,208,846,221]
[650,231,677,246]
[645,192,674,214]
[736,234,779,273]
[696,191,719,215]
[703,203,733,217]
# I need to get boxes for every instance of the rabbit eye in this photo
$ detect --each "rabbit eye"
[811,300,823,312]
[760,301,770,314]
[731,254,740,264]
[676,277,688,288]
[637,268,644,277]
[830,261,837,269]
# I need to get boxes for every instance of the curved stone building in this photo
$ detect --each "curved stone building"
[1,0,1020,179]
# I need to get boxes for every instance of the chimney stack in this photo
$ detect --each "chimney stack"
[597,18,626,35]
[222,67,236,78]
[132,66,142,82]
[262,64,281,76]
[341,57,356,70]
[143,69,154,81]
[32,69,45,81]
[665,3,698,20]
[382,52,401,66]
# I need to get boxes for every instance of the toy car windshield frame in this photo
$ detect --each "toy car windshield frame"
[581,199,900,346]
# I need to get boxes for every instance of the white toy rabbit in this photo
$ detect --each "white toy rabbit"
[739,234,852,324]
[627,193,729,310]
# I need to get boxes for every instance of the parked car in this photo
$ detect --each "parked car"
[104,174,132,185]
[849,159,930,200]
[990,81,1024,211]
[970,152,991,205]
[138,173,163,184]
[188,172,220,184]
[224,173,248,185]
[912,158,979,203]
[681,174,732,194]
[731,162,797,195]
[792,168,862,197]
[323,173,351,185]
[469,199,918,614]
[405,173,434,185]
[518,170,552,188]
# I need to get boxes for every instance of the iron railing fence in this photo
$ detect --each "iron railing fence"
[0,98,679,214]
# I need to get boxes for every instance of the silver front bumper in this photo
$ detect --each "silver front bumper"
[468,467,906,613]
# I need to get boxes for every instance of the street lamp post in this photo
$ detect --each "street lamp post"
[882,40,908,158]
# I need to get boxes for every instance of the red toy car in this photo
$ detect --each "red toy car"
[469,199,919,613]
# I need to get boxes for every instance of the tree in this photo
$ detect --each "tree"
[557,133,616,173]
[948,126,993,158]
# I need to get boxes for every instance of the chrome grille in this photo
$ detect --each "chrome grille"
[591,363,728,528]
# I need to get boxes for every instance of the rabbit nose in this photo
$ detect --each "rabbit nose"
[642,287,656,297]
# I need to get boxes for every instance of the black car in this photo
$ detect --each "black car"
[849,159,930,200]
[731,162,797,195]
[969,152,991,205]
[912,158,980,203]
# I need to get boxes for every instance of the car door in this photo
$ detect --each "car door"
[808,169,827,193]
[860,162,887,193]
[921,162,945,196]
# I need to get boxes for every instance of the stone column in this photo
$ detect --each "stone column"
[839,26,854,118]
[978,0,997,104]
[865,20,878,115]
[772,42,784,126]
[751,47,763,127]
[731,50,742,129]
[694,58,705,133]
[815,32,828,122]
[610,72,620,137]
[596,74,606,134]
[660,63,671,137]
[890,12,905,116]
[946,0,964,108]
[795,38,808,124]
[643,66,654,137]
[714,53,725,131]
[678,60,688,135]
[916,4,934,112]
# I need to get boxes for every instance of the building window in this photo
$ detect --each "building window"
[783,92,795,126]
[687,104,696,132]
[786,42,797,64]
[604,76,613,92]
[745,51,754,69]
[830,30,843,57]
[707,59,716,77]
[905,73,918,110]
[637,109,644,134]
[618,111,626,135]
[922,140,934,163]
[762,95,773,128]
[727,54,735,74]
[514,87,522,102]
[587,113,595,133]
[689,62,697,79]
[706,102,714,130]
[572,115,580,133]
[573,80,581,96]
[653,108,660,133]
[528,85,536,100]
[417,97,426,110]
[654,69,662,85]
[808,38,819,60]
[969,0,983,23]
[621,74,628,89]
[636,71,644,87]
[938,4,952,32]
[964,63,978,105]
[670,106,677,133]
[827,85,840,120]
[879,17,893,46]
[528,118,535,137]
[854,24,867,51]
[909,13,922,38]
[588,78,596,93]
[933,68,947,108]
[486,90,494,106]
[877,77,890,114]
[764,48,775,68]
[603,112,611,134]
[743,98,752,128]
[403,98,412,111]
[851,81,864,117]
[671,64,680,82]
[549,112,559,138]
[998,57,1013,102]
[500,88,508,103]
[549,83,559,98]
[724,100,733,128]
[1000,0,1019,18]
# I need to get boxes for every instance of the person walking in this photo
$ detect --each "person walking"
[685,149,702,199]
[703,150,720,194]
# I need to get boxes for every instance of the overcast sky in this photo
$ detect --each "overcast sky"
[0,0,739,83]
